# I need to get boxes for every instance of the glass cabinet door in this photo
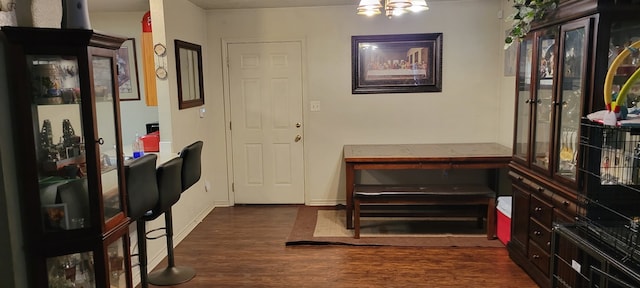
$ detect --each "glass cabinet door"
[30,55,92,233]
[107,236,129,288]
[514,37,534,163]
[46,251,96,287]
[90,54,123,224]
[532,29,558,172]
[555,20,589,182]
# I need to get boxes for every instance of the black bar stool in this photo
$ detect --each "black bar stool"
[148,141,203,285]
[124,154,159,288]
[179,141,203,191]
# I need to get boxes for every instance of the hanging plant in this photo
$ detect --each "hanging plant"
[504,0,559,49]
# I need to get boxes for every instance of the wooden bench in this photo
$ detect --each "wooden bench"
[353,184,496,239]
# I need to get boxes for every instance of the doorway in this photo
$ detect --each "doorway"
[225,40,305,204]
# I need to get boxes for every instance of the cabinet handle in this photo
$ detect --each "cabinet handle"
[537,187,544,192]
[534,231,542,236]
[562,201,569,207]
[525,99,531,104]
[517,177,523,181]
[535,207,543,212]
[96,138,104,145]
[532,254,540,259]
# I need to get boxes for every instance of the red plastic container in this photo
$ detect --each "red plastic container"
[496,196,512,246]
[141,131,159,152]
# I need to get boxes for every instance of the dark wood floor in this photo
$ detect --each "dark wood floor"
[146,205,538,288]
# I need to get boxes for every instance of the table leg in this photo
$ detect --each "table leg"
[486,197,496,240]
[346,162,354,229]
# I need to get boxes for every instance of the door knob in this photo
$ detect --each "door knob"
[296,122,301,128]
[295,135,302,142]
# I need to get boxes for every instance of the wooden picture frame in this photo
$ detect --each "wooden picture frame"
[175,39,205,109]
[352,33,443,94]
[116,38,141,101]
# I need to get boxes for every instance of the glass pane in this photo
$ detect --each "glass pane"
[533,31,557,171]
[107,238,127,287]
[556,26,586,181]
[46,252,96,288]
[91,56,122,222]
[515,39,533,162]
[609,20,640,112]
[30,55,92,232]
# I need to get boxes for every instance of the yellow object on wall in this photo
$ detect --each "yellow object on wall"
[141,11,158,106]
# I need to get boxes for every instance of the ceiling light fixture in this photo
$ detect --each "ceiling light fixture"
[357,0,429,19]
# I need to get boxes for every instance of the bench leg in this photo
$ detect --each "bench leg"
[486,198,496,240]
[354,198,361,239]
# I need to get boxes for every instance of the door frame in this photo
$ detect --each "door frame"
[221,37,308,206]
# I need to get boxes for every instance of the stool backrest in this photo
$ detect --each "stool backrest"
[125,154,159,220]
[179,141,203,192]
[153,157,184,216]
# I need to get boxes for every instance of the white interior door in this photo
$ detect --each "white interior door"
[227,41,304,204]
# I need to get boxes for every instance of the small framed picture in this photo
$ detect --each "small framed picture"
[43,203,69,230]
[117,38,141,101]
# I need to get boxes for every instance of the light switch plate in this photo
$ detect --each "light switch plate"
[310,101,320,112]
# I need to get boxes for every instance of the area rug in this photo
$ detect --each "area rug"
[285,206,505,247]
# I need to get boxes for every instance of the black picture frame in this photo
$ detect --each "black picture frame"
[352,33,443,94]
[117,38,141,101]
[175,39,205,109]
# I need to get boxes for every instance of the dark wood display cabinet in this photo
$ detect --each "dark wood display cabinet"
[508,1,640,287]
[2,27,132,288]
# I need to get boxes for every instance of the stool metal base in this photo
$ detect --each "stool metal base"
[148,266,196,286]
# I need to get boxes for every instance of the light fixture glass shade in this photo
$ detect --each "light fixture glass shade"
[408,0,429,12]
[357,7,382,16]
[386,0,412,8]
[357,0,428,18]
[357,0,382,15]
[358,0,382,9]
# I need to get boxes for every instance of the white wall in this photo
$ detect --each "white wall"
[499,0,517,147]
[204,0,508,205]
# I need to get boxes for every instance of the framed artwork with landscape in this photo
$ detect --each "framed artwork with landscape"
[352,33,443,94]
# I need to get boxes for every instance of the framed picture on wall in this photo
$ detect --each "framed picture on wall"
[116,38,141,101]
[352,33,443,94]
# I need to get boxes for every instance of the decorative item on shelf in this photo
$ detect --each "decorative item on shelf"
[33,63,64,104]
[39,119,86,177]
[39,119,57,161]
[61,0,91,29]
[0,1,17,26]
[603,39,640,123]
[504,0,559,49]
[357,0,429,19]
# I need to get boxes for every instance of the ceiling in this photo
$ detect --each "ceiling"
[87,0,355,12]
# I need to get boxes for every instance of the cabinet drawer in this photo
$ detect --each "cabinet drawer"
[529,218,551,252]
[530,194,553,226]
[551,193,578,216]
[529,240,550,276]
